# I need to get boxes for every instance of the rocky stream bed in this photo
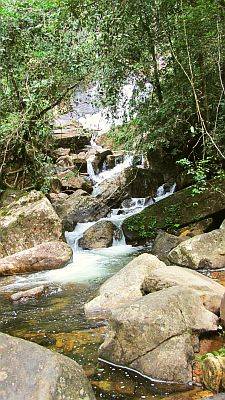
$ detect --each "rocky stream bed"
[1,111,225,399]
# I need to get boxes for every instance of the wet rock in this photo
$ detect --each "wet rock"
[0,241,72,276]
[0,332,96,400]
[57,171,93,194]
[10,285,46,302]
[79,221,117,250]
[152,231,188,263]
[0,191,62,258]
[92,379,135,396]
[54,193,109,232]
[99,286,218,385]
[88,149,112,174]
[97,167,162,208]
[122,179,225,242]
[169,225,225,270]
[85,254,224,319]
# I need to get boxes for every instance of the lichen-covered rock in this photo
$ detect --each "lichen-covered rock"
[85,254,224,319]
[168,226,225,270]
[53,193,109,232]
[79,221,117,250]
[99,286,218,385]
[122,179,225,242]
[0,333,96,400]
[0,241,72,276]
[0,191,62,258]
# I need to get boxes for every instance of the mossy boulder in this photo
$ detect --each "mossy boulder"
[0,191,62,258]
[122,179,225,242]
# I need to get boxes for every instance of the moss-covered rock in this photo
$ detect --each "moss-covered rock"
[122,179,225,242]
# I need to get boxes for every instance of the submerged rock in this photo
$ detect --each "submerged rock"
[0,333,96,400]
[0,191,62,258]
[99,286,218,385]
[10,285,47,302]
[122,179,225,242]
[85,254,224,318]
[79,221,117,250]
[168,225,225,270]
[0,241,72,276]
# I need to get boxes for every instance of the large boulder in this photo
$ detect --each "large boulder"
[79,221,117,250]
[96,168,163,208]
[53,193,109,232]
[99,286,218,385]
[0,241,72,276]
[57,171,93,194]
[85,254,225,319]
[0,333,96,400]
[122,179,225,242]
[53,124,91,151]
[169,224,225,270]
[0,191,62,258]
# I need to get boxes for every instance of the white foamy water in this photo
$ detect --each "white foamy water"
[88,154,134,185]
[0,180,176,293]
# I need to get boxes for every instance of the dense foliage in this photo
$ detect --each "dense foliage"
[0,0,94,190]
[1,0,225,190]
[75,0,225,181]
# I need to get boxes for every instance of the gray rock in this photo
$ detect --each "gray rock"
[0,241,72,276]
[54,193,109,232]
[85,254,225,318]
[0,333,96,400]
[169,227,225,270]
[0,191,62,258]
[79,221,117,250]
[152,231,187,263]
[99,286,218,385]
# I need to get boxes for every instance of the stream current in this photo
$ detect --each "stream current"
[0,84,212,399]
[0,143,183,399]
